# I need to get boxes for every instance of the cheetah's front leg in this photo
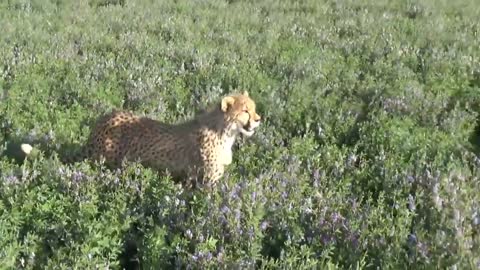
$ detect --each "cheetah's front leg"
[202,162,225,188]
[223,150,232,165]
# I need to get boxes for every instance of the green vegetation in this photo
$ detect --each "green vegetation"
[1,0,480,269]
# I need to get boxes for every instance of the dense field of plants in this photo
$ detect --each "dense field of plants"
[1,0,480,269]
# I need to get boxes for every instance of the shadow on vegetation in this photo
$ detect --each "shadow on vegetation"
[1,132,145,269]
[2,135,224,269]
[467,73,480,155]
[468,115,480,155]
[2,135,84,166]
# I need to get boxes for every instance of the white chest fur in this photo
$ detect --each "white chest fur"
[220,134,236,165]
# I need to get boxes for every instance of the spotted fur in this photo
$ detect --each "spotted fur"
[57,91,261,188]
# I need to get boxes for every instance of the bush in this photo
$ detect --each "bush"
[1,0,480,268]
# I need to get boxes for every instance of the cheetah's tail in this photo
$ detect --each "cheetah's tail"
[20,143,90,164]
[59,148,91,164]
[20,143,34,155]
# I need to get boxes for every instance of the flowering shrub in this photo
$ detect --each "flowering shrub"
[1,0,480,269]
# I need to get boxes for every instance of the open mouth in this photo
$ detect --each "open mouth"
[245,124,256,131]
[236,120,259,137]
[239,124,255,137]
[240,128,254,137]
[244,121,257,131]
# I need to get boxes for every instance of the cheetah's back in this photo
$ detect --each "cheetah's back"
[85,111,198,172]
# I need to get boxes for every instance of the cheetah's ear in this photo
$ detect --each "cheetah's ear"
[242,91,249,97]
[221,96,236,112]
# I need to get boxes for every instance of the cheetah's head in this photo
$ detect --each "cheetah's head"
[221,91,261,137]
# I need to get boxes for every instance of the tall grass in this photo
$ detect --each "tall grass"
[1,0,480,268]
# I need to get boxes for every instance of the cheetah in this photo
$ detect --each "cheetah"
[23,91,261,188]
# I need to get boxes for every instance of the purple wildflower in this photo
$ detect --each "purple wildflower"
[331,212,343,224]
[260,221,269,231]
[220,205,230,214]
[313,169,320,181]
[44,129,55,142]
[4,174,19,185]
[382,97,408,113]
[229,187,239,200]
[57,167,66,177]
[27,130,38,142]
[348,232,360,248]
[185,229,193,239]
[346,154,358,167]
[472,212,480,226]
[217,249,224,262]
[318,218,326,229]
[220,182,229,194]
[321,233,334,245]
[71,171,86,183]
[280,176,288,188]
[407,175,415,183]
[417,241,429,260]
[247,227,255,240]
[234,208,241,221]
[408,233,417,245]
[350,198,358,209]
[302,203,313,214]
[219,215,228,225]
[408,194,416,211]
